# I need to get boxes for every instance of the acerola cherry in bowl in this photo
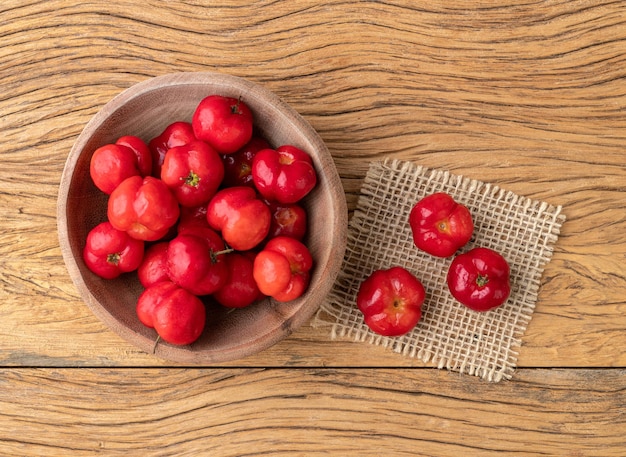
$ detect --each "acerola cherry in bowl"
[57,72,348,364]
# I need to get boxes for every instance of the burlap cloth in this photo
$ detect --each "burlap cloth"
[313,159,565,382]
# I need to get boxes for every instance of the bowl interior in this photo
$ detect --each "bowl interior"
[58,72,347,363]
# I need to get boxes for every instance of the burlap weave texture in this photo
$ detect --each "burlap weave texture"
[313,159,565,382]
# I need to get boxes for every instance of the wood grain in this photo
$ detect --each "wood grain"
[1,0,624,367]
[0,367,623,456]
[0,0,625,453]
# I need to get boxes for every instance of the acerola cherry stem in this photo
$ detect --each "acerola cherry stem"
[210,248,235,263]
[230,96,243,115]
[476,274,489,287]
[106,253,121,265]
[183,170,200,187]
[152,335,161,354]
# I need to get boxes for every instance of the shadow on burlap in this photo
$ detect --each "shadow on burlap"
[313,159,566,382]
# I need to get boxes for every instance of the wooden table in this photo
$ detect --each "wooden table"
[1,1,624,455]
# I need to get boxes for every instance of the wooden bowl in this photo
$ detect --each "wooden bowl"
[57,72,347,363]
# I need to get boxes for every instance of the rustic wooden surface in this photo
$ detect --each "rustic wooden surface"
[1,0,624,455]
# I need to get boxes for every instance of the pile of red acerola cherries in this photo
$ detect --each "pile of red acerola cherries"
[83,94,318,347]
[357,192,511,337]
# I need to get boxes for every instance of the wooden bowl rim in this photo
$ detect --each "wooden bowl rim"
[57,71,348,364]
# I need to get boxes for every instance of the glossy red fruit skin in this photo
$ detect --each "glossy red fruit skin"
[83,221,145,280]
[253,236,313,302]
[160,140,224,207]
[136,281,206,346]
[115,135,152,177]
[265,200,307,241]
[136,280,175,329]
[148,121,196,177]
[446,247,511,312]
[409,192,474,258]
[137,241,170,288]
[192,95,254,154]
[221,136,271,188]
[213,252,264,308]
[89,135,152,195]
[356,266,425,337]
[166,232,229,296]
[206,186,271,251]
[107,175,180,242]
[177,204,209,232]
[251,145,317,204]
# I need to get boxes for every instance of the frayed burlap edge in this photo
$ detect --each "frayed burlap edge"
[312,159,565,382]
